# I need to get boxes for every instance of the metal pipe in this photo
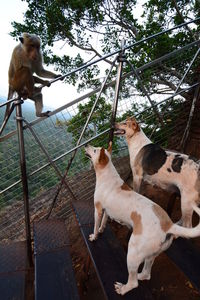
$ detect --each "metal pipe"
[125,60,164,126]
[23,118,77,201]
[77,56,118,147]
[0,127,110,195]
[1,40,199,143]
[0,18,199,110]
[180,84,200,151]
[46,57,118,217]
[109,41,125,142]
[2,81,200,196]
[15,100,33,267]
[0,102,15,135]
[175,47,200,94]
[149,46,200,136]
[1,80,200,197]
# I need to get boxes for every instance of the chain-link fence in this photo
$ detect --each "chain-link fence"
[0,20,200,242]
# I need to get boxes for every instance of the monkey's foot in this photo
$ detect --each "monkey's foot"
[43,80,51,87]
[37,111,51,117]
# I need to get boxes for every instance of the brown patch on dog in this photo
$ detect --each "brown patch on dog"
[153,205,172,232]
[121,182,132,191]
[131,211,143,235]
[95,202,103,217]
[127,117,140,133]
[98,148,109,167]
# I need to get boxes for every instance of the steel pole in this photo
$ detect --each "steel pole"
[15,99,33,267]
[109,42,125,142]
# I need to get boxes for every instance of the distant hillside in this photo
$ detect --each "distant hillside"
[0,96,71,124]
[0,94,73,207]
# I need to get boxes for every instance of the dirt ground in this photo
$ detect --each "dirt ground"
[67,182,200,300]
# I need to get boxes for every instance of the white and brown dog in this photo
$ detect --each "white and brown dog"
[115,117,200,228]
[85,143,200,295]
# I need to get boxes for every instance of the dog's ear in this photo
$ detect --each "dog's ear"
[130,118,140,132]
[107,141,112,154]
[99,148,109,166]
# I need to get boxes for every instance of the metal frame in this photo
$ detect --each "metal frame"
[0,18,200,255]
[1,39,199,143]
[15,99,33,267]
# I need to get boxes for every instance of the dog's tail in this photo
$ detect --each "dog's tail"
[168,204,200,238]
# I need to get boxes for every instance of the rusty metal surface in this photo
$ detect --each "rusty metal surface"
[0,241,28,273]
[166,238,200,292]
[34,219,79,300]
[72,199,94,226]
[34,219,70,255]
[0,241,30,300]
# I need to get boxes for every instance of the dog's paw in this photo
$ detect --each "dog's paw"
[115,282,129,295]
[114,281,138,295]
[98,226,105,233]
[114,282,123,294]
[89,234,97,241]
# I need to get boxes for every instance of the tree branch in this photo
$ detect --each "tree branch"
[171,0,196,40]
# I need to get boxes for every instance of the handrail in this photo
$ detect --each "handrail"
[0,17,199,109]
[0,39,199,142]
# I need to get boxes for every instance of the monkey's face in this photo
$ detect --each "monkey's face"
[21,33,41,61]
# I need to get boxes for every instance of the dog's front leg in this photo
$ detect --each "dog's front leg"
[99,211,108,233]
[133,175,142,193]
[89,204,103,241]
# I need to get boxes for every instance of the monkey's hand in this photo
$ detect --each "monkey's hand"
[43,80,51,87]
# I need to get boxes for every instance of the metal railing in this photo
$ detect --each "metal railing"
[0,18,200,264]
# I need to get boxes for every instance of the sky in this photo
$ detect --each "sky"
[0,0,79,109]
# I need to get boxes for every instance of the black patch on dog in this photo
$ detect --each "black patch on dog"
[167,168,171,172]
[188,155,199,163]
[140,143,167,175]
[171,156,183,173]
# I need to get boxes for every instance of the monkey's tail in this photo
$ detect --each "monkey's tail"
[5,87,14,117]
[0,88,14,135]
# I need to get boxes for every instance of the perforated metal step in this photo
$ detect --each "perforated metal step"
[34,219,79,300]
[0,241,32,300]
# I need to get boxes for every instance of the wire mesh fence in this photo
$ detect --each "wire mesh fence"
[0,22,200,242]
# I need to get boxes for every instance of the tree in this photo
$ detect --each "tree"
[10,0,200,98]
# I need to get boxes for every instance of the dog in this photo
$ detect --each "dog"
[85,143,200,295]
[115,117,200,228]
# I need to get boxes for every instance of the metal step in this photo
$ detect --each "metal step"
[34,219,79,300]
[0,241,32,300]
[166,237,200,292]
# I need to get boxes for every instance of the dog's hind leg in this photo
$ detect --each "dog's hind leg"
[138,255,156,281]
[115,235,142,295]
[181,194,196,228]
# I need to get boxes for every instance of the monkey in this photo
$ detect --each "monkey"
[6,32,62,118]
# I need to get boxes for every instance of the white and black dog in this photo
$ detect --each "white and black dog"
[115,117,200,228]
[85,143,200,295]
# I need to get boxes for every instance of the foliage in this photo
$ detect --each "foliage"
[10,0,200,96]
[67,96,111,144]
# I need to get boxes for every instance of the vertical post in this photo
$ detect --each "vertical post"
[15,99,33,267]
[109,40,125,142]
